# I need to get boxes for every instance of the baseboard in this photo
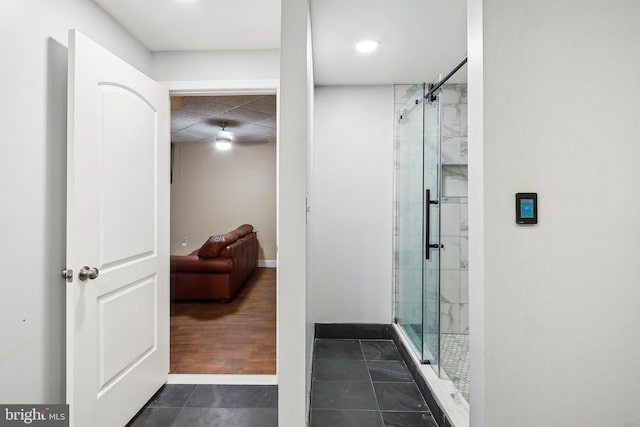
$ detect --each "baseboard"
[258,259,277,268]
[314,323,393,339]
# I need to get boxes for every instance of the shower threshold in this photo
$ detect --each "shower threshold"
[394,324,469,427]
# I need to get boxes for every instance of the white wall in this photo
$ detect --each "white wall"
[467,0,485,424]
[278,0,312,425]
[0,0,151,404]
[151,50,280,82]
[471,0,640,425]
[305,9,316,421]
[312,86,394,323]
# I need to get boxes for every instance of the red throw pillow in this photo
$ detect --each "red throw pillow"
[197,232,239,258]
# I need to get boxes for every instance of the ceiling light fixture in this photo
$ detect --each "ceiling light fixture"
[355,40,379,54]
[214,122,233,150]
[215,141,232,150]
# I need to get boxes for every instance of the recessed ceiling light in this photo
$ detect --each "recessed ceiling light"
[355,40,379,54]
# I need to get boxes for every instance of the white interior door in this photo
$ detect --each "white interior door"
[66,30,169,427]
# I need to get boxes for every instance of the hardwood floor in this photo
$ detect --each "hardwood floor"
[170,268,276,374]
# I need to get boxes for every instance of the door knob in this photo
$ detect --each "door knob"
[78,266,99,281]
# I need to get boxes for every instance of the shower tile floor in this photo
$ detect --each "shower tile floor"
[440,334,469,402]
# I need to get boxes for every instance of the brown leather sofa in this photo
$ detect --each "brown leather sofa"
[170,224,259,302]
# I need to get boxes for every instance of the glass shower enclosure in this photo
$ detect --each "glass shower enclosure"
[395,58,469,399]
[396,83,442,370]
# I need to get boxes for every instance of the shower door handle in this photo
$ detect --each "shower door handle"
[425,189,440,260]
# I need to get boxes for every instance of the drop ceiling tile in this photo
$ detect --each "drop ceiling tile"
[206,95,260,108]
[171,111,211,133]
[254,117,277,129]
[236,122,274,134]
[232,123,275,145]
[233,123,274,137]
[171,121,220,143]
[170,95,276,144]
[242,96,277,114]
[215,107,273,125]
[180,97,236,116]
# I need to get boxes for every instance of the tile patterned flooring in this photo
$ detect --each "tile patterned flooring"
[128,338,438,426]
[311,339,438,427]
[440,334,470,402]
[127,384,277,427]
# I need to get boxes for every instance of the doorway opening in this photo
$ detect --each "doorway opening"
[168,93,277,376]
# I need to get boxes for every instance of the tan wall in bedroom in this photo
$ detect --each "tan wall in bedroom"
[170,140,277,260]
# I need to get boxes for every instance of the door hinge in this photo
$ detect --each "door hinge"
[62,269,73,283]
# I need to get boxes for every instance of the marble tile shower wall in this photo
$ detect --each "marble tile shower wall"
[440,196,469,334]
[440,84,468,335]
[393,84,469,335]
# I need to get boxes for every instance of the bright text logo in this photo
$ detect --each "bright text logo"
[0,406,68,427]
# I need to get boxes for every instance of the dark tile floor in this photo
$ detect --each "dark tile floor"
[127,339,436,426]
[310,339,438,427]
[126,384,277,427]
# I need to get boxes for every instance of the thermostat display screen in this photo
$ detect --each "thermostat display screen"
[520,199,535,218]
[515,193,537,224]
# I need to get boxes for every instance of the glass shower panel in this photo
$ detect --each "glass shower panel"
[396,85,425,358]
[394,59,468,400]
[423,90,441,372]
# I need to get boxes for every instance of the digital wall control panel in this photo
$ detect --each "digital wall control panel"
[516,193,537,224]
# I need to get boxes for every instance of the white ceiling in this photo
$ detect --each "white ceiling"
[93,0,466,85]
[310,0,467,85]
[93,0,281,51]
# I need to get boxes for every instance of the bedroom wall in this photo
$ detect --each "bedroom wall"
[0,0,151,404]
[170,140,277,261]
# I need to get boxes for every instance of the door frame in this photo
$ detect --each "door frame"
[162,79,279,385]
